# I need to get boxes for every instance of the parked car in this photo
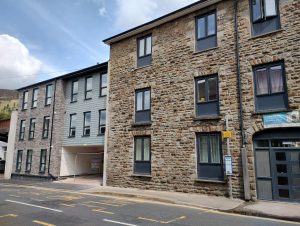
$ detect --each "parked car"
[0,160,5,173]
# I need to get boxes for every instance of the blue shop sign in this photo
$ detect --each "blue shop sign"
[263,113,288,125]
[263,111,300,128]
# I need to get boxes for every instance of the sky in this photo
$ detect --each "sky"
[0,0,198,89]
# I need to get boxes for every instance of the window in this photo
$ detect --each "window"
[253,62,287,112]
[69,114,76,137]
[32,88,38,108]
[71,80,78,102]
[197,133,223,181]
[99,110,106,135]
[19,120,26,140]
[196,11,217,52]
[135,89,151,123]
[42,116,50,138]
[137,35,152,68]
[22,91,28,110]
[39,149,47,173]
[83,112,91,136]
[29,118,36,139]
[134,136,151,175]
[45,84,53,105]
[85,77,93,99]
[195,75,219,117]
[25,150,33,172]
[250,0,280,36]
[100,73,107,97]
[16,150,23,172]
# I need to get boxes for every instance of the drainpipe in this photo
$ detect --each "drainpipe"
[48,79,57,180]
[234,0,250,200]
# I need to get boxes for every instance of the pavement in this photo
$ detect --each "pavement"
[1,176,300,224]
[80,185,300,222]
[0,179,299,226]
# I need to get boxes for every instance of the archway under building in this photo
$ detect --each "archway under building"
[253,128,300,203]
[59,145,104,185]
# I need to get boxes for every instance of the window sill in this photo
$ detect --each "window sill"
[250,28,284,40]
[21,109,27,111]
[42,137,48,140]
[195,178,226,184]
[84,98,92,101]
[28,138,34,141]
[31,107,37,110]
[25,170,31,173]
[68,136,76,138]
[252,108,290,116]
[82,135,90,137]
[193,115,222,121]
[39,172,46,175]
[97,134,105,136]
[132,174,152,178]
[132,122,152,127]
[70,101,77,104]
[134,64,152,71]
[99,95,107,98]
[19,139,24,141]
[193,46,218,55]
[44,104,51,107]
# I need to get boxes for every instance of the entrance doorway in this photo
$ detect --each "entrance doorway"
[254,129,300,202]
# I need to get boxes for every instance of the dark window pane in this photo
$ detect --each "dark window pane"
[73,81,78,94]
[252,0,263,22]
[136,138,142,161]
[144,138,150,161]
[199,136,209,163]
[277,164,287,173]
[144,90,150,110]
[207,13,216,36]
[276,152,286,161]
[278,189,289,198]
[210,136,220,163]
[136,92,143,111]
[197,80,206,103]
[85,112,91,126]
[101,87,107,96]
[256,68,268,95]
[86,77,92,91]
[139,39,144,57]
[208,77,217,101]
[278,177,288,185]
[101,74,107,87]
[100,111,106,125]
[255,140,269,147]
[264,0,277,17]
[197,17,205,39]
[146,37,152,55]
[270,65,283,93]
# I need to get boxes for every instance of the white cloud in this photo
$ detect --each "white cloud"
[0,34,42,89]
[99,7,107,16]
[115,0,198,30]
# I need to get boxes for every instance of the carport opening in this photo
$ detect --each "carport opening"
[60,146,104,185]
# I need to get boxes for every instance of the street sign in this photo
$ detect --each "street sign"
[224,155,233,176]
[222,131,232,139]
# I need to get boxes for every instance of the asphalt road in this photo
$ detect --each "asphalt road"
[0,180,299,226]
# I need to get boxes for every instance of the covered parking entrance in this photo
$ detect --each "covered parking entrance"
[254,128,300,202]
[59,146,104,185]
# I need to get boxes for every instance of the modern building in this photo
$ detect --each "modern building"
[103,0,300,203]
[12,63,108,181]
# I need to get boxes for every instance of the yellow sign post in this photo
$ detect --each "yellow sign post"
[223,131,232,139]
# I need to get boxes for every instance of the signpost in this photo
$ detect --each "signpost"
[224,155,233,176]
[225,115,233,199]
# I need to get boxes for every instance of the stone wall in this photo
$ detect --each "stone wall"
[14,79,65,177]
[237,0,300,200]
[107,0,244,197]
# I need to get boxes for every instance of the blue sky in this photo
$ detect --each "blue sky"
[0,0,197,89]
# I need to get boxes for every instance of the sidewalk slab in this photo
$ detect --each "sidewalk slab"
[82,186,244,211]
[237,201,300,222]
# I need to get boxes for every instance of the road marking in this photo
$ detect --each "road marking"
[2,183,300,225]
[103,219,138,226]
[84,201,124,207]
[0,214,18,218]
[92,209,114,215]
[5,200,63,213]
[59,203,76,207]
[8,194,20,198]
[138,216,186,224]
[32,220,56,226]
[31,198,45,202]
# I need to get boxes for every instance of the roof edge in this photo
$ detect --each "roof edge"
[17,61,108,91]
[103,0,221,45]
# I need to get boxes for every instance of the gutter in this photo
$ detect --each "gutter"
[47,79,57,180]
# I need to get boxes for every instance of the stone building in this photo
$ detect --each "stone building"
[13,63,108,181]
[104,0,300,202]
